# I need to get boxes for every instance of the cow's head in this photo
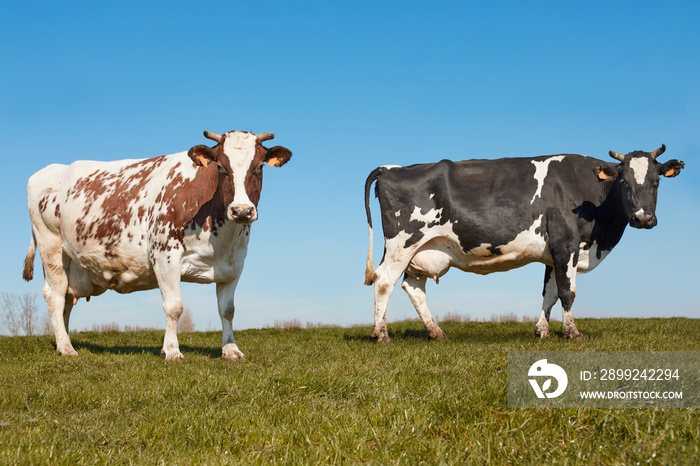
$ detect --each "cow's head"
[596,144,684,229]
[189,130,292,225]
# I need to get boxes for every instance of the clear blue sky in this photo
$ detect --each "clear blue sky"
[1,1,698,333]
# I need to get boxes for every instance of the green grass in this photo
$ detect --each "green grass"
[1,318,698,464]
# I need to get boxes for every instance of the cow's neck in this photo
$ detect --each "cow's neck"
[213,220,251,244]
[592,180,630,251]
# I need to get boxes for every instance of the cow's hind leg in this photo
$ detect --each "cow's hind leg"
[371,255,410,343]
[535,266,557,338]
[62,295,74,335]
[216,280,245,361]
[401,274,446,340]
[42,254,76,355]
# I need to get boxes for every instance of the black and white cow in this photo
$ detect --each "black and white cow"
[363,145,684,342]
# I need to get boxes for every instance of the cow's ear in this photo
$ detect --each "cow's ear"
[265,146,292,167]
[188,145,217,168]
[659,159,685,178]
[596,166,616,181]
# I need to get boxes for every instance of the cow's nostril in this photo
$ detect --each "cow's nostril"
[231,205,255,220]
[632,211,657,229]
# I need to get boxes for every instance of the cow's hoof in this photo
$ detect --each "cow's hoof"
[371,328,390,342]
[376,334,391,344]
[164,350,185,362]
[564,332,585,341]
[535,328,551,339]
[57,348,78,356]
[428,329,447,341]
[222,344,245,361]
[222,350,245,361]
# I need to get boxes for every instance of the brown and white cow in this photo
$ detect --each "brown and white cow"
[23,130,292,361]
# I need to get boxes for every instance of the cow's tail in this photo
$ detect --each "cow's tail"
[364,167,388,286]
[23,233,36,281]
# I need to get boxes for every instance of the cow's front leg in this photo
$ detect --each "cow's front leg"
[553,250,584,340]
[154,255,185,361]
[535,266,557,339]
[216,280,245,361]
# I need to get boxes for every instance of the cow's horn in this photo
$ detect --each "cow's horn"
[608,150,626,162]
[650,144,666,159]
[203,130,223,143]
[256,132,275,143]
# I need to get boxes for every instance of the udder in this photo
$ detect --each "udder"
[406,238,456,283]
[67,261,105,301]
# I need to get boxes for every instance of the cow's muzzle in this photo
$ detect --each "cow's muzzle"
[630,211,657,229]
[230,205,257,223]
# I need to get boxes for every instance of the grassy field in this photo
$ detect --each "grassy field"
[1,317,698,464]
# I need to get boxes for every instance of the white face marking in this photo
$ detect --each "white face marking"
[394,210,401,217]
[429,193,435,199]
[223,132,258,218]
[530,156,565,204]
[629,157,649,185]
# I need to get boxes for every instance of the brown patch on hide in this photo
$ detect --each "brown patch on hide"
[165,163,219,235]
[38,195,49,213]
[69,157,165,255]
[67,153,220,256]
